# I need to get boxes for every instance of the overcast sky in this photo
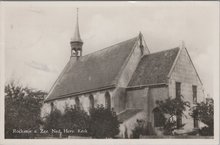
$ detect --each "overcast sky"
[3,1,219,98]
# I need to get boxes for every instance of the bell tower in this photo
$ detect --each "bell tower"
[70,8,83,58]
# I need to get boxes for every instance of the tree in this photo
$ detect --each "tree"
[89,105,120,138]
[190,99,214,136]
[155,95,190,135]
[5,81,47,138]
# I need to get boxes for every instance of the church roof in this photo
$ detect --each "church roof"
[45,37,138,102]
[128,47,180,87]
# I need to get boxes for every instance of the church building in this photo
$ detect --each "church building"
[42,10,205,138]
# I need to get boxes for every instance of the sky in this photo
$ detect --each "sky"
[2,1,219,98]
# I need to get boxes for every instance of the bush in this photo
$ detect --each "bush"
[190,99,214,136]
[89,105,120,138]
[132,119,146,138]
[163,121,177,135]
[61,105,90,137]
[43,105,90,137]
[132,125,144,138]
[199,126,213,136]
[132,120,155,138]
[43,104,120,138]
[43,108,63,137]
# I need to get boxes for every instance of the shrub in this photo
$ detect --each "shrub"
[132,120,155,138]
[190,99,214,136]
[43,104,120,138]
[199,126,213,136]
[43,108,63,137]
[61,105,90,137]
[132,125,143,138]
[43,105,90,137]
[89,105,120,138]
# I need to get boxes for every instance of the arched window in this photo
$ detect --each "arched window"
[50,102,54,112]
[89,94,94,109]
[75,97,80,109]
[105,91,111,109]
[153,108,166,127]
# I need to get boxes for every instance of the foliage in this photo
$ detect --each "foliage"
[43,105,90,137]
[43,104,120,138]
[155,95,190,135]
[5,81,47,138]
[132,120,146,138]
[61,105,90,136]
[163,121,180,135]
[89,105,120,138]
[199,126,213,136]
[190,99,214,136]
[43,108,63,135]
[132,125,143,138]
[132,120,156,138]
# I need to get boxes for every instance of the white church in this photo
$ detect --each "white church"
[41,10,205,138]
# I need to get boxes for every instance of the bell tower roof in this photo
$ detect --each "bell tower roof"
[70,8,83,58]
[71,8,83,43]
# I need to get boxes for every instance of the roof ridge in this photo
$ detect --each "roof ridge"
[81,36,138,58]
[144,47,180,56]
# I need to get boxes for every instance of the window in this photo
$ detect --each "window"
[89,94,94,109]
[176,82,182,128]
[105,91,111,109]
[193,85,198,128]
[193,85,197,104]
[153,108,166,127]
[50,102,54,112]
[176,82,181,99]
[75,97,80,109]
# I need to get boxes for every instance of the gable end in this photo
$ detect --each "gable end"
[168,47,203,85]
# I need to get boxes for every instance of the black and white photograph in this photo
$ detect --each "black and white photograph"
[0,1,219,144]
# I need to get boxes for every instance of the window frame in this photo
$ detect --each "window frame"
[192,85,197,104]
[89,94,95,109]
[105,91,111,109]
[75,96,80,109]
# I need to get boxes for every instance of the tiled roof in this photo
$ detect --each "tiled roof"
[45,37,138,102]
[128,47,180,87]
[117,109,143,122]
